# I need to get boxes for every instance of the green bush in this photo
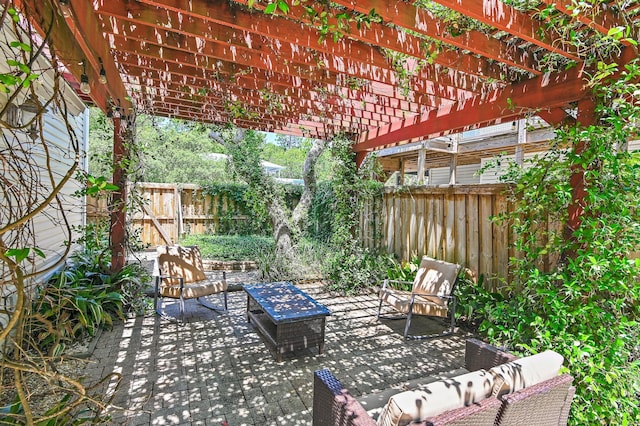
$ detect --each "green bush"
[324,244,389,294]
[201,182,304,236]
[179,234,274,261]
[26,228,152,356]
[30,265,123,357]
[385,255,421,288]
[473,135,640,424]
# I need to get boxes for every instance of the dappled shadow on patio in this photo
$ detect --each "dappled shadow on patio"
[81,280,473,425]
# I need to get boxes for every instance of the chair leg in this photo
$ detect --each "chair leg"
[404,310,413,339]
[179,294,185,325]
[449,299,456,334]
[154,276,159,314]
[224,290,228,310]
[377,297,384,320]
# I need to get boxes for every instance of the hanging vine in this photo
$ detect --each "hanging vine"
[0,3,123,422]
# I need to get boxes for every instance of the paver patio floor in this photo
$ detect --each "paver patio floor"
[82,276,473,425]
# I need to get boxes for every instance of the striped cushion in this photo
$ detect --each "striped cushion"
[376,369,494,426]
[489,350,564,397]
[160,279,227,299]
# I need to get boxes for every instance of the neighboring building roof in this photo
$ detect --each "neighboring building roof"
[204,153,285,175]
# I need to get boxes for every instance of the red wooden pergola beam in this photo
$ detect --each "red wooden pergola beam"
[18,0,111,111]
[137,0,501,89]
[64,0,132,112]
[431,0,579,60]
[130,0,495,94]
[128,94,390,130]
[328,0,541,74]
[147,107,338,138]
[116,56,434,121]
[120,64,425,122]
[355,65,589,152]
[127,89,387,129]
[106,31,472,105]
[118,56,447,115]
[97,4,484,99]
[131,88,375,127]
[537,107,576,127]
[234,0,513,82]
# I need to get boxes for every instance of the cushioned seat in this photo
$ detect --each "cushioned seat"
[312,339,576,426]
[377,370,495,426]
[159,280,227,299]
[378,291,449,317]
[377,256,461,339]
[154,245,228,323]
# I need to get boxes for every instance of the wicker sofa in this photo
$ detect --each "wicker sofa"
[312,339,575,426]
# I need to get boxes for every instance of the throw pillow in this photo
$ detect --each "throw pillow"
[488,350,564,397]
[376,369,494,426]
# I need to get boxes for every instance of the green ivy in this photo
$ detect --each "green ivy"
[201,182,303,235]
[470,108,640,425]
[321,135,386,294]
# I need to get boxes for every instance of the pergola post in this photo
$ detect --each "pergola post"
[515,119,527,165]
[110,115,127,273]
[566,99,595,236]
[416,148,427,184]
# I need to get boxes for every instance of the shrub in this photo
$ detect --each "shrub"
[474,135,640,424]
[179,234,274,261]
[323,244,389,294]
[29,265,123,357]
[385,255,421,288]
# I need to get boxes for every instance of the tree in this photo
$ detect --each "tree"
[89,110,230,185]
[210,127,325,274]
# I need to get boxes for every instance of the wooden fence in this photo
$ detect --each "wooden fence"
[359,185,522,289]
[86,183,251,247]
[88,182,586,287]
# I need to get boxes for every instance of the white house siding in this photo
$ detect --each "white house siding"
[1,21,88,327]
[429,164,481,185]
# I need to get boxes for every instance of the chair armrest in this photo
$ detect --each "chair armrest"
[497,374,574,426]
[157,275,185,290]
[313,369,376,426]
[464,338,518,371]
[381,279,414,291]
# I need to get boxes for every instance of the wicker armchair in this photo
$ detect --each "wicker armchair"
[154,245,227,323]
[312,339,575,426]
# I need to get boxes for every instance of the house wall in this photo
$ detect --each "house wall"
[0,23,88,328]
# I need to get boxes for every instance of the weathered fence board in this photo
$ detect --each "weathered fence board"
[87,183,251,247]
[89,182,626,286]
[359,185,513,286]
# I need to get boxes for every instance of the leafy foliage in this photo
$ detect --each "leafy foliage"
[307,182,335,241]
[385,256,421,289]
[29,264,124,357]
[179,234,275,261]
[322,135,386,293]
[25,222,152,357]
[88,110,227,185]
[466,103,640,424]
[201,181,303,236]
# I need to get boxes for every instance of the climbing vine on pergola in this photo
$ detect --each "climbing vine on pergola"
[17,0,640,269]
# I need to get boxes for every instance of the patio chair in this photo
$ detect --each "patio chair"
[154,245,227,323]
[377,256,461,339]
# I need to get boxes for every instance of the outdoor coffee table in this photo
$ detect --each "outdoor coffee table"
[243,282,331,361]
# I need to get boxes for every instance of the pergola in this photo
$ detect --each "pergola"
[18,0,639,270]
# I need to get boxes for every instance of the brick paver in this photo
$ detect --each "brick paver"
[82,277,471,425]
